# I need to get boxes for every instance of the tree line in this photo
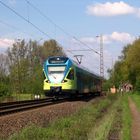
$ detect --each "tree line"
[1,38,140,97]
[0,39,65,97]
[106,38,140,91]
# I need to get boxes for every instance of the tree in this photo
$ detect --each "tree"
[39,39,65,62]
[7,40,28,94]
[6,39,66,96]
[0,54,10,96]
[108,38,140,90]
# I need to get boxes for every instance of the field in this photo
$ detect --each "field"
[0,93,45,103]
[5,92,140,140]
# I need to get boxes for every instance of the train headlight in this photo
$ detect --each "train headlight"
[46,80,50,83]
[62,80,67,83]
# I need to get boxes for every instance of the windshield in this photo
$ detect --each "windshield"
[47,66,66,83]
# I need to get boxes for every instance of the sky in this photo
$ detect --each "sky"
[0,0,140,77]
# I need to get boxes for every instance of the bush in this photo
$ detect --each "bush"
[135,76,140,91]
[0,82,9,97]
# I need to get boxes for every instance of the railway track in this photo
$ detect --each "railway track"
[0,97,66,116]
[0,94,97,116]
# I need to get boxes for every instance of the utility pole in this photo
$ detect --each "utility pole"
[100,35,104,94]
[97,35,104,93]
[100,35,104,79]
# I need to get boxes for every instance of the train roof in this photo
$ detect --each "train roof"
[45,56,101,79]
[74,63,101,79]
[69,57,101,79]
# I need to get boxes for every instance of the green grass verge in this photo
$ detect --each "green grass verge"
[6,94,134,140]
[9,95,117,140]
[0,93,46,103]
[121,94,132,140]
[88,96,121,140]
[130,91,140,111]
[9,95,119,140]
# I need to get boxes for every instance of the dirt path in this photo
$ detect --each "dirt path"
[129,98,140,140]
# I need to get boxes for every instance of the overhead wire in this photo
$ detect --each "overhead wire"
[0,1,76,59]
[0,20,18,31]
[0,0,107,73]
[0,19,36,38]
[0,0,51,39]
[25,0,73,38]
[24,0,101,70]
[25,0,100,55]
[24,0,102,72]
[72,37,100,54]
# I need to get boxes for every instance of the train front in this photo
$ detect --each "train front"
[43,56,77,97]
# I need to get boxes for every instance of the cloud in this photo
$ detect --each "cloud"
[77,32,135,45]
[86,1,138,17]
[102,32,135,44]
[0,38,14,50]
[110,32,134,43]
[72,32,134,77]
[64,32,135,77]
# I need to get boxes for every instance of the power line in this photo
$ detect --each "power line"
[25,0,72,38]
[25,0,100,55]
[0,0,51,39]
[25,0,101,71]
[0,19,36,38]
[0,20,18,30]
[0,1,75,56]
[0,0,106,73]
[67,49,96,52]
[72,37,100,55]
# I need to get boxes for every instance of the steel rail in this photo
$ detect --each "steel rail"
[0,98,65,116]
[0,94,98,116]
[0,98,53,109]
[0,98,51,107]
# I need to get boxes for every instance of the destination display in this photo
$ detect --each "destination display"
[48,57,68,64]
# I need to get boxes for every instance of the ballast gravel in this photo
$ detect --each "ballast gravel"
[0,101,86,139]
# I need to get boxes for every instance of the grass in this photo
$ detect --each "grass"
[8,93,134,140]
[0,94,32,103]
[9,95,118,140]
[0,93,45,103]
[13,93,33,101]
[121,94,132,140]
[130,91,140,111]
[88,96,121,140]
[0,95,17,103]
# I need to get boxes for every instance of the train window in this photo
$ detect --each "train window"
[48,57,68,64]
[67,68,74,80]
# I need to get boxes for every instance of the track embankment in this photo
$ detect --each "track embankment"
[0,100,86,139]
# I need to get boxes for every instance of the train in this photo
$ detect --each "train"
[43,56,101,97]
